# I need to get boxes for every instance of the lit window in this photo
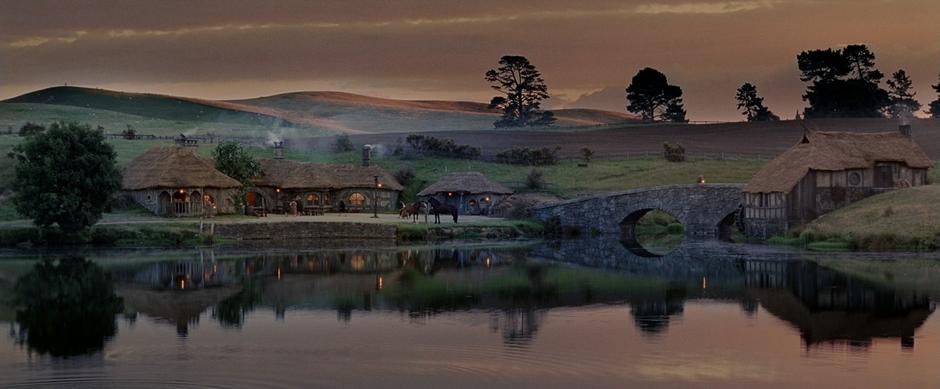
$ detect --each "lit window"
[306,193,320,204]
[349,192,366,206]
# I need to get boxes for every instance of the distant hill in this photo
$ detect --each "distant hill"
[0,86,639,136]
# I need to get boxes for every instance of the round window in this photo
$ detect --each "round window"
[848,172,862,186]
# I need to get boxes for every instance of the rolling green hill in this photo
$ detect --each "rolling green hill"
[0,86,638,137]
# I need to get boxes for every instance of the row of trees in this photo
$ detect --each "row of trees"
[484,45,940,127]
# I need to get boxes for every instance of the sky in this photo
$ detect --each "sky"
[1,0,938,121]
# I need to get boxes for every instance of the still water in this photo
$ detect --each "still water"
[0,240,938,388]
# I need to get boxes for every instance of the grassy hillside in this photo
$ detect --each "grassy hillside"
[2,86,638,137]
[801,185,940,250]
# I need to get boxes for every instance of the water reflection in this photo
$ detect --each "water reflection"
[1,241,937,361]
[10,257,124,357]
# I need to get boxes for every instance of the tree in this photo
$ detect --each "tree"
[735,83,779,121]
[626,68,687,122]
[332,134,354,152]
[18,122,45,137]
[797,44,890,118]
[928,73,940,118]
[9,122,121,232]
[212,141,261,185]
[886,69,921,118]
[485,55,555,128]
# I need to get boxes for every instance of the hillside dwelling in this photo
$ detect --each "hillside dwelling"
[248,156,403,215]
[418,172,514,216]
[742,126,932,240]
[122,140,242,217]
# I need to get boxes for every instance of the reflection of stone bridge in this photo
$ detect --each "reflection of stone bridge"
[530,184,744,242]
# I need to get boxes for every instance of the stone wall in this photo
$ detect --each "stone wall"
[529,184,744,240]
[215,221,397,241]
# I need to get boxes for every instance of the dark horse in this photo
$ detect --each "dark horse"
[426,198,458,224]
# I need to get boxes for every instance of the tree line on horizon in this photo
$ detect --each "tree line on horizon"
[484,44,940,128]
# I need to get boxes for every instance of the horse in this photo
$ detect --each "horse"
[399,201,431,223]
[426,197,458,224]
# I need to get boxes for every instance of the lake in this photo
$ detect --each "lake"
[0,240,938,388]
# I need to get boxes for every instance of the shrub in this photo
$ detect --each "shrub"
[393,164,416,186]
[663,142,686,162]
[495,146,561,166]
[18,122,45,137]
[525,168,545,190]
[579,147,594,165]
[403,133,480,159]
[666,223,684,234]
[121,125,136,140]
[333,134,355,152]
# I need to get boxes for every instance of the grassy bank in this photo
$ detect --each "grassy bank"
[0,223,213,248]
[775,185,940,251]
[396,219,544,241]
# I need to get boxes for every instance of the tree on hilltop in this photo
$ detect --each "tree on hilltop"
[625,68,687,122]
[927,73,940,118]
[485,55,555,128]
[797,44,890,118]
[735,83,779,121]
[886,69,921,118]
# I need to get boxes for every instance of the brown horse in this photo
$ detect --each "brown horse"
[399,201,430,223]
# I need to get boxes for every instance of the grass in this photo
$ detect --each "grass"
[395,219,545,241]
[812,258,940,298]
[0,103,331,138]
[790,185,940,251]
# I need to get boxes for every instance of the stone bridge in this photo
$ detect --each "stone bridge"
[529,184,744,245]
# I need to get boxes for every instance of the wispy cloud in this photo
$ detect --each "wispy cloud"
[635,1,778,15]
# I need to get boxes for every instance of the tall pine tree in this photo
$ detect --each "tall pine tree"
[886,69,921,118]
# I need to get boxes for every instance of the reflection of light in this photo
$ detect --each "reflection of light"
[277,267,282,280]
[485,257,492,267]
[376,276,384,290]
[702,277,707,289]
[351,255,366,271]
[180,279,186,289]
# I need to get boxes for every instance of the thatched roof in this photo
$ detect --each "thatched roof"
[254,159,403,191]
[122,146,241,190]
[744,130,933,193]
[418,171,513,196]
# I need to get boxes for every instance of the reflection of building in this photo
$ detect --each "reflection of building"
[743,259,934,348]
[122,140,241,216]
[743,127,932,240]
[418,172,513,215]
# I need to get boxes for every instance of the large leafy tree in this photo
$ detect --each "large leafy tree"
[9,122,121,232]
[928,73,940,118]
[735,83,779,121]
[626,67,687,122]
[797,44,890,118]
[886,69,921,118]
[212,141,261,185]
[485,55,555,128]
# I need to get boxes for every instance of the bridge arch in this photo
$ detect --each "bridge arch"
[530,184,744,242]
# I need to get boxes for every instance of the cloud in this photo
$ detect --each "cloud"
[635,1,778,14]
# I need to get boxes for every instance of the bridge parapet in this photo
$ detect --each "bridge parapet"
[530,184,744,241]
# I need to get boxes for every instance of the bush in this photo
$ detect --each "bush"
[18,122,45,137]
[495,146,561,166]
[404,133,480,159]
[579,147,594,165]
[393,164,416,186]
[333,134,355,152]
[525,168,545,190]
[663,142,686,162]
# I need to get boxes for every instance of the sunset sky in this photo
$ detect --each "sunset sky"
[2,0,938,121]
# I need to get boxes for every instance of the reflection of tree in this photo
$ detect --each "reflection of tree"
[629,287,686,335]
[212,281,262,328]
[491,308,545,348]
[13,257,124,357]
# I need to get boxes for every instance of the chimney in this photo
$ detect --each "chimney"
[273,141,284,159]
[362,145,372,167]
[898,108,913,138]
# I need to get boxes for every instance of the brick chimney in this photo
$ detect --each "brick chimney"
[362,145,372,167]
[273,141,284,159]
